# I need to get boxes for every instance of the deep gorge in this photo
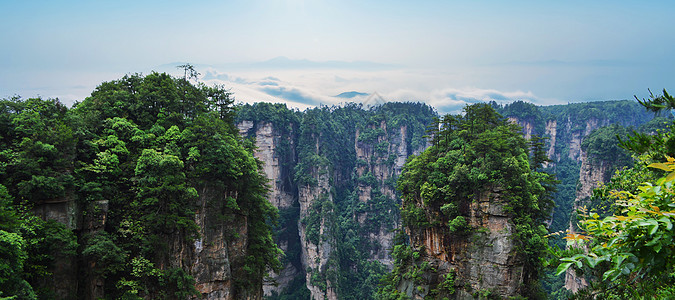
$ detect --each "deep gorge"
[0,72,664,299]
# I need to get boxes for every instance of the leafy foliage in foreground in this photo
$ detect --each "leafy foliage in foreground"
[556,158,675,299]
[555,89,675,299]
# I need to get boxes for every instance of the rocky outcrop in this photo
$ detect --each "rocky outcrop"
[32,199,80,299]
[563,150,613,292]
[240,122,296,209]
[566,118,608,162]
[238,121,301,297]
[192,186,248,299]
[508,117,534,140]
[575,152,611,202]
[354,121,399,267]
[545,119,558,163]
[238,108,432,299]
[298,171,338,300]
[404,188,523,299]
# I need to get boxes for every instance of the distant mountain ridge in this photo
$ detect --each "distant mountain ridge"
[335,91,369,98]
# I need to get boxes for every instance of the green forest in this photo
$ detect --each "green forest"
[236,101,437,300]
[1,70,674,300]
[551,91,675,299]
[0,73,280,299]
[377,103,556,299]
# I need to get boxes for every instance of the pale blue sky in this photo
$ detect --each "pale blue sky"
[1,0,674,112]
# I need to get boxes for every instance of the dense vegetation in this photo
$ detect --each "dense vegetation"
[493,100,658,298]
[1,68,667,299]
[555,90,675,299]
[378,104,556,299]
[237,102,437,300]
[0,72,281,299]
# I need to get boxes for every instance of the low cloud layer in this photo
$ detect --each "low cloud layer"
[200,67,544,114]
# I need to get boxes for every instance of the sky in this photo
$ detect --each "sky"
[1,0,674,113]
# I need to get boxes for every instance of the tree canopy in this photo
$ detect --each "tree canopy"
[0,72,280,299]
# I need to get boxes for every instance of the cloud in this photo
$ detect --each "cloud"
[427,88,538,114]
[198,67,544,114]
[258,81,279,86]
[365,87,539,114]
[335,91,369,98]
[259,86,322,106]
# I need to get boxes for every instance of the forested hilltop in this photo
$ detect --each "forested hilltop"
[1,70,669,300]
[0,73,281,299]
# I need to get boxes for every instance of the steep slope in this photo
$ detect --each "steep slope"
[237,102,436,299]
[235,100,655,299]
[3,88,659,299]
[497,100,655,296]
[378,104,554,299]
[0,73,282,299]
[496,100,654,236]
[237,105,303,297]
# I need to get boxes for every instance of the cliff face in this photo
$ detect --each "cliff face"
[236,102,437,299]
[502,101,653,295]
[563,145,620,292]
[508,116,535,140]
[31,200,80,299]
[238,120,301,297]
[565,117,608,162]
[403,188,523,299]
[30,100,654,299]
[353,122,408,267]
[31,183,261,300]
[191,183,268,300]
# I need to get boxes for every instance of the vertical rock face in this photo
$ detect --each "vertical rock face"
[566,118,607,162]
[244,122,296,209]
[563,150,613,292]
[29,100,660,299]
[298,171,338,300]
[463,189,523,297]
[402,188,524,300]
[545,119,558,163]
[238,121,301,297]
[575,152,611,202]
[190,183,270,300]
[237,104,435,299]
[353,122,400,267]
[508,117,534,140]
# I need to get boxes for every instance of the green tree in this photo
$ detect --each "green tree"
[383,104,553,299]
[556,159,675,298]
[555,89,675,298]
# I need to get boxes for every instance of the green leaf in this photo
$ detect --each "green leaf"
[654,243,663,253]
[584,256,599,268]
[648,162,671,171]
[602,269,617,281]
[649,223,659,235]
[659,217,673,230]
[645,236,661,247]
[666,171,675,182]
[556,262,573,276]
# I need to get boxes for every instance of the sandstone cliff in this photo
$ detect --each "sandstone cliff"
[239,120,302,297]
[401,188,523,299]
[236,102,436,299]
[31,181,264,300]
